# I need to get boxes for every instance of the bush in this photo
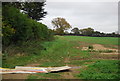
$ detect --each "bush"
[2,5,54,55]
[2,5,54,46]
[88,45,93,50]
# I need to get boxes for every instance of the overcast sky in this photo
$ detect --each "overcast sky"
[41,0,118,33]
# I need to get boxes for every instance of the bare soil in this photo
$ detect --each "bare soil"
[82,44,118,54]
[93,44,118,52]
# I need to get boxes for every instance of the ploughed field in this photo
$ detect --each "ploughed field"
[2,36,119,79]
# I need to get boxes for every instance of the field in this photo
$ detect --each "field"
[2,36,119,79]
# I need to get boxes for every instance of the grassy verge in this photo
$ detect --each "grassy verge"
[2,40,46,68]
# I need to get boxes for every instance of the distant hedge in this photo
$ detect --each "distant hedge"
[2,5,53,47]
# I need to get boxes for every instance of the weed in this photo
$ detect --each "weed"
[88,45,94,50]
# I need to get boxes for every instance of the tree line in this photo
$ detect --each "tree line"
[70,27,120,37]
[51,17,120,37]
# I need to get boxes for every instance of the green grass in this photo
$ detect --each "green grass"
[77,60,119,79]
[2,36,119,79]
[3,54,40,68]
[64,36,119,45]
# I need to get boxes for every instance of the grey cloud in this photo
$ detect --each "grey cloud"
[41,2,118,33]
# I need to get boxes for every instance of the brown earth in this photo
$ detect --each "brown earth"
[74,41,93,49]
[82,44,118,54]
[93,44,118,52]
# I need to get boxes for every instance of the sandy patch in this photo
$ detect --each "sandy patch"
[82,44,118,53]
[81,44,119,56]
[100,53,119,55]
[93,44,118,52]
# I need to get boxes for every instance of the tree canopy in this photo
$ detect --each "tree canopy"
[2,2,47,21]
[71,27,80,35]
[2,3,53,48]
[79,27,94,36]
[51,17,71,35]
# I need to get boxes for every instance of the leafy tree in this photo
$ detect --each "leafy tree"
[2,2,54,56]
[64,31,69,34]
[51,17,71,35]
[2,5,53,46]
[71,27,80,35]
[92,31,102,37]
[79,27,94,36]
[2,21,15,47]
[2,2,47,21]
[2,5,34,44]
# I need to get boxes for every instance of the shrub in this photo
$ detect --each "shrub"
[88,45,93,50]
[2,5,54,55]
[2,5,54,46]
